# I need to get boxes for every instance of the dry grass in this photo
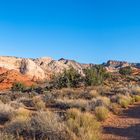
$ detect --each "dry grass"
[29,111,73,140]
[0,131,15,140]
[54,99,89,111]
[32,96,46,110]
[132,86,140,95]
[110,103,122,115]
[95,106,109,121]
[66,108,101,140]
[96,96,111,107]
[117,95,132,108]
[15,108,31,122]
[134,95,140,102]
[0,102,14,124]
[89,90,99,98]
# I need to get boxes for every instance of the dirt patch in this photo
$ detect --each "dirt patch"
[102,102,140,140]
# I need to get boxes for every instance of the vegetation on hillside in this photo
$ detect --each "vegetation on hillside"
[1,65,140,139]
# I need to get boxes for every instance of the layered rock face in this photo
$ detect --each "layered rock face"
[0,68,35,90]
[0,56,140,90]
[0,56,140,83]
[0,56,90,81]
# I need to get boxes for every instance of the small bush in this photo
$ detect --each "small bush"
[134,95,140,102]
[89,90,99,98]
[84,65,108,86]
[132,87,140,95]
[118,98,130,108]
[0,95,11,104]
[111,103,122,115]
[0,131,15,140]
[117,95,132,108]
[15,108,31,122]
[95,106,109,121]
[54,99,89,111]
[53,67,83,88]
[119,66,132,75]
[11,82,26,92]
[87,98,97,111]
[10,101,24,109]
[96,96,111,107]
[32,97,46,111]
[66,109,101,140]
[29,111,72,140]
[0,102,14,124]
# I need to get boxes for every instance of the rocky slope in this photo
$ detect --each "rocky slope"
[0,67,35,90]
[0,56,140,90]
[0,56,94,81]
[104,60,140,72]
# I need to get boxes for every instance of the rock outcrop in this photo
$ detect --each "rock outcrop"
[0,68,35,90]
[0,56,140,85]
[0,56,90,81]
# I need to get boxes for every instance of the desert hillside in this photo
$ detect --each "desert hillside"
[0,56,140,90]
[0,56,140,140]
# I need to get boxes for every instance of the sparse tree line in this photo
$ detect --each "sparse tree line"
[11,66,133,92]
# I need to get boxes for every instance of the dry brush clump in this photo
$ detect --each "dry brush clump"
[66,108,101,140]
[0,95,11,104]
[0,131,15,140]
[5,110,74,140]
[28,111,73,140]
[96,96,111,107]
[32,96,46,111]
[0,102,15,125]
[110,103,122,115]
[134,95,140,102]
[53,99,89,111]
[95,106,109,121]
[117,95,132,108]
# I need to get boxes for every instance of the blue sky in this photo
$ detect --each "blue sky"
[0,0,140,63]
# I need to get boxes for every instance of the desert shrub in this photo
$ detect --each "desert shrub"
[95,106,109,121]
[28,111,73,140]
[0,102,14,124]
[53,67,83,88]
[44,91,56,103]
[32,97,46,111]
[18,97,33,107]
[66,109,101,140]
[117,95,132,108]
[0,131,15,140]
[89,90,99,98]
[84,65,109,86]
[118,98,130,108]
[58,88,86,100]
[27,85,37,92]
[132,87,140,95]
[10,101,24,109]
[54,99,89,111]
[53,99,70,110]
[96,96,111,107]
[0,95,11,104]
[134,95,140,102]
[119,66,132,75]
[15,108,31,122]
[87,98,97,111]
[110,103,122,115]
[6,113,30,139]
[11,82,26,92]
[68,99,89,111]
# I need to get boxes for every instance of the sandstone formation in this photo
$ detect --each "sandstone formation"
[0,56,139,84]
[0,68,34,90]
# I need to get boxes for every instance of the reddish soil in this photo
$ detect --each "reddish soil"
[0,68,35,90]
[102,103,140,140]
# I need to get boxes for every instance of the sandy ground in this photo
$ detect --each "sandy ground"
[102,102,140,140]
